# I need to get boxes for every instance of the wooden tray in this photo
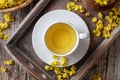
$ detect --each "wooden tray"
[5,0,120,80]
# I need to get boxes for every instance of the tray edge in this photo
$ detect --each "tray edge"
[4,0,120,80]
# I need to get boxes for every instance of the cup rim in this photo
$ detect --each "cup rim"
[43,21,79,56]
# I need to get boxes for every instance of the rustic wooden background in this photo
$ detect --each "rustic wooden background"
[1,36,120,80]
[0,1,120,80]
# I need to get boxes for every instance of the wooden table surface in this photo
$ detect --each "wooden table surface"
[0,1,120,80]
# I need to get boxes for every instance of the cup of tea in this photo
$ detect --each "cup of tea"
[44,21,89,56]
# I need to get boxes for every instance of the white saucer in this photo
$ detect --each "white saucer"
[32,9,90,67]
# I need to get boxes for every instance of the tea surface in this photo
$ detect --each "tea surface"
[45,22,77,55]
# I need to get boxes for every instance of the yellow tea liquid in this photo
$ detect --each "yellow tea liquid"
[45,22,77,55]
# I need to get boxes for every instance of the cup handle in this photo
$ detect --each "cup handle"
[79,33,89,39]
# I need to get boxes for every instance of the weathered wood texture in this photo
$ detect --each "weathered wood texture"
[0,43,36,80]
[0,1,38,80]
[0,0,120,80]
[1,35,120,80]
[84,35,120,80]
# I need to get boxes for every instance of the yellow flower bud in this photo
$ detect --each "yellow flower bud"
[98,12,103,19]
[92,17,98,23]
[85,12,91,17]
[62,73,69,79]
[44,65,53,71]
[4,60,13,65]
[3,13,14,22]
[0,67,7,72]
[51,60,60,67]
[3,35,9,40]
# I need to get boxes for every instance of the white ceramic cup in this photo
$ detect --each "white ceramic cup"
[44,21,89,56]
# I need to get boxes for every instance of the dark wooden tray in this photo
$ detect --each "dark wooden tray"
[5,0,120,80]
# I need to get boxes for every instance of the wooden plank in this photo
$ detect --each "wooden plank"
[106,42,116,80]
[83,35,120,80]
[5,46,52,80]
[105,35,120,80]
[6,0,51,45]
[73,25,120,80]
[0,45,38,80]
[4,0,120,80]
[114,36,120,80]
[4,0,51,80]
[0,1,38,80]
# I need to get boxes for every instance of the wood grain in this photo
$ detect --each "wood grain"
[82,0,117,10]
[0,0,119,80]
[84,35,120,80]
[0,0,37,80]
[1,36,120,80]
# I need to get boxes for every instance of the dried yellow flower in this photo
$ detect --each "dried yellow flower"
[45,65,77,80]
[78,4,85,13]
[0,13,15,40]
[66,0,120,39]
[51,60,60,67]
[0,67,7,72]
[74,5,79,11]
[4,60,13,65]
[92,17,98,23]
[112,8,120,15]
[0,22,9,30]
[3,35,9,40]
[85,12,91,17]
[0,0,27,9]
[54,67,61,74]
[94,0,110,5]
[92,74,101,80]
[93,29,101,37]
[105,16,110,21]
[66,1,85,13]
[96,20,103,30]
[61,56,67,62]
[62,73,69,79]
[57,75,62,80]
[98,12,103,19]
[102,30,110,38]
[61,56,68,66]
[61,61,67,67]
[66,1,75,11]
[63,68,69,73]
[78,4,83,10]
[44,65,53,71]
[69,70,76,76]
[52,55,59,60]
[3,13,14,22]
[70,65,76,71]
[104,24,111,31]
[109,11,114,16]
